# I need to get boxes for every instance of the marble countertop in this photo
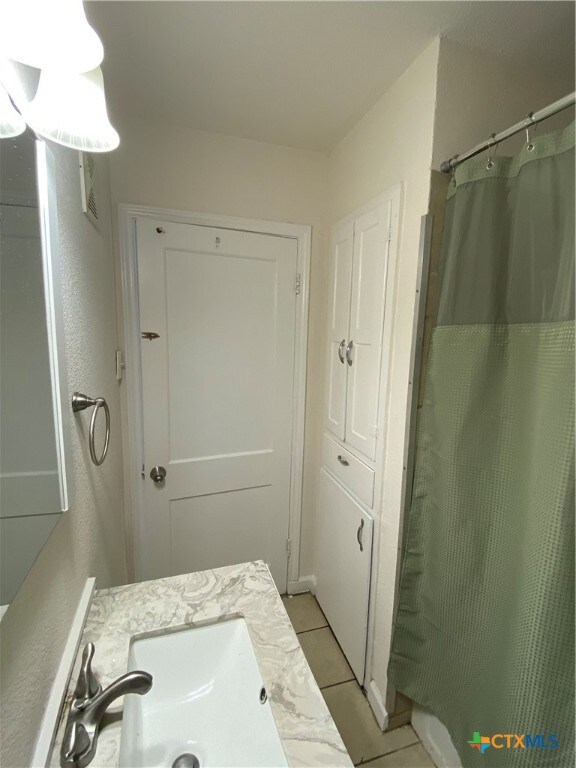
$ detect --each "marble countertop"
[49,561,352,767]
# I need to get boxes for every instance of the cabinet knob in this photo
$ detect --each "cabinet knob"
[337,454,349,466]
[346,340,354,366]
[338,339,346,364]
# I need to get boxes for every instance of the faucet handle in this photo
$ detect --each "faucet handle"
[74,643,102,702]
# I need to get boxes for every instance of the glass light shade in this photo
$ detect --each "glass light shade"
[0,58,41,113]
[22,67,119,153]
[0,0,103,73]
[0,82,26,138]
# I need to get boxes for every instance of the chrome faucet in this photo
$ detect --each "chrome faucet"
[61,643,152,768]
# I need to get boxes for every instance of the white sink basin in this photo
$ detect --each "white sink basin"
[119,617,288,768]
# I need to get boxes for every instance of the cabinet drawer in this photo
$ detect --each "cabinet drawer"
[322,434,374,508]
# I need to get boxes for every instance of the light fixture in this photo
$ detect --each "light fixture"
[0,2,118,153]
[0,58,41,112]
[0,0,103,74]
[22,67,119,152]
[0,82,26,138]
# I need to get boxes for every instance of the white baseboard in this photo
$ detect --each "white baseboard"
[411,705,461,768]
[366,679,389,730]
[31,577,96,768]
[287,575,316,595]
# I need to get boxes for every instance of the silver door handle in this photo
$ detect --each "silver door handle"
[150,466,167,484]
[357,519,365,552]
[338,339,346,364]
[346,340,354,366]
[337,455,349,466]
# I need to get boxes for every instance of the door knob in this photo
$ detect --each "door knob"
[150,466,167,484]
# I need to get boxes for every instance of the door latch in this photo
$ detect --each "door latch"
[141,332,160,341]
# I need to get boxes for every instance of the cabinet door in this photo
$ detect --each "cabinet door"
[325,222,354,440]
[315,468,374,683]
[345,202,391,460]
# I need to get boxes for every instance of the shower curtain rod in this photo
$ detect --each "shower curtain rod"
[440,91,576,173]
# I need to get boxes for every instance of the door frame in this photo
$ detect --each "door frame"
[118,203,311,587]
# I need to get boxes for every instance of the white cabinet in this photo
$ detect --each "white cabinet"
[324,195,396,461]
[316,186,400,688]
[315,468,374,683]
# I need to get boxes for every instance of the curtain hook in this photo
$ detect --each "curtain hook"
[524,113,535,152]
[486,133,498,169]
[450,155,458,187]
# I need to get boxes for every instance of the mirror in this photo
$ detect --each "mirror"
[0,130,73,605]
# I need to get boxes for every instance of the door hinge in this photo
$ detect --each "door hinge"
[387,226,392,242]
[286,538,292,558]
[115,349,125,382]
[295,273,302,295]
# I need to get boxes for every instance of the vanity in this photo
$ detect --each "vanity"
[49,560,351,768]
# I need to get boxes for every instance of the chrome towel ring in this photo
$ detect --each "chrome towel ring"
[72,392,111,466]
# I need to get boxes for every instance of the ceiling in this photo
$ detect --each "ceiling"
[86,1,575,152]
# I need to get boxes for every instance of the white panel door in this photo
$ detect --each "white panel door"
[325,221,354,440]
[137,218,297,591]
[345,203,391,460]
[315,468,374,683]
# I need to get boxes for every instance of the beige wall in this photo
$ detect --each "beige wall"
[108,120,329,580]
[432,38,575,170]
[0,147,126,767]
[326,39,440,706]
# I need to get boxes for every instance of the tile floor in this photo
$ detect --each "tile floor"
[282,593,436,768]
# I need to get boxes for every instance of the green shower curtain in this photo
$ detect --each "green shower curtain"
[388,121,575,768]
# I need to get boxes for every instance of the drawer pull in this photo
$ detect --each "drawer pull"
[337,454,349,466]
[357,519,365,552]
